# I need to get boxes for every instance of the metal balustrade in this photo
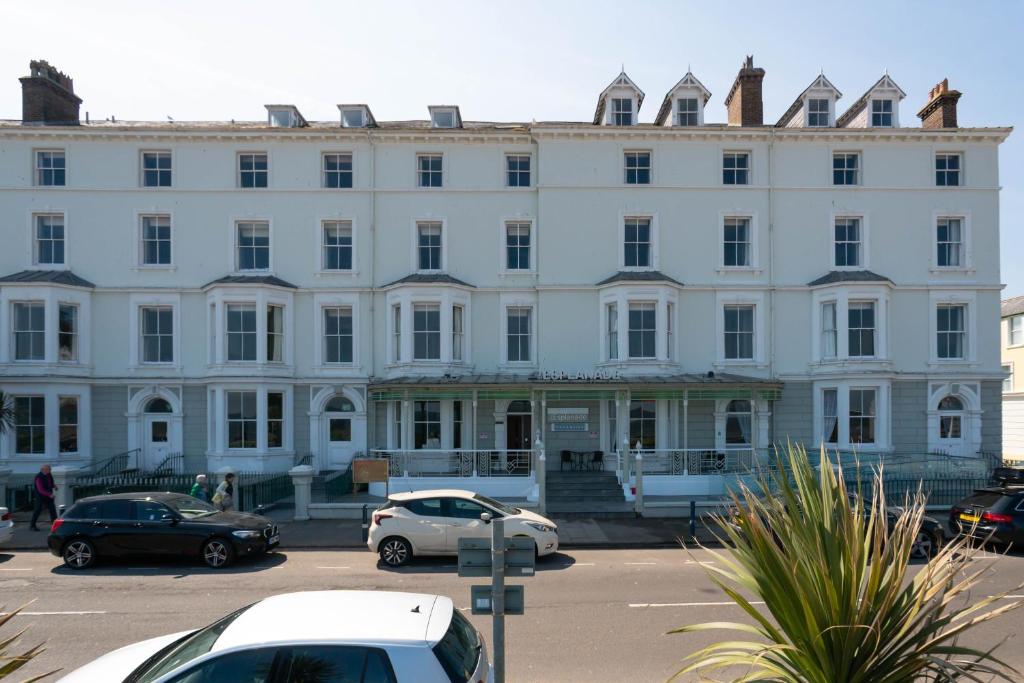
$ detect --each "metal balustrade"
[626,448,764,476]
[369,450,534,478]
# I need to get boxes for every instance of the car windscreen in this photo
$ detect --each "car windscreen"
[126,604,254,682]
[432,609,481,683]
[958,491,1006,509]
[163,495,218,518]
[472,493,519,515]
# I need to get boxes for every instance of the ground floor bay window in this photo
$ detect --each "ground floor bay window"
[0,384,91,467]
[813,380,890,451]
[207,385,293,466]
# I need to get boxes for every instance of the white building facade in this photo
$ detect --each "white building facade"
[0,60,1009,495]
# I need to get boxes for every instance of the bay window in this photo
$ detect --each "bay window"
[387,291,471,367]
[847,302,876,358]
[627,303,656,359]
[600,289,677,364]
[413,304,441,361]
[812,290,888,363]
[815,382,888,449]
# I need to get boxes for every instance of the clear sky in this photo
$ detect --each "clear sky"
[1,0,1019,296]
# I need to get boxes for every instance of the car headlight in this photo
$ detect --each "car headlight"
[232,530,261,539]
[526,522,555,533]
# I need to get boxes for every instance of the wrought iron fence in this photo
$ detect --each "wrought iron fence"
[635,449,762,476]
[847,477,992,508]
[92,448,140,477]
[237,472,292,512]
[371,450,533,478]
[70,471,293,512]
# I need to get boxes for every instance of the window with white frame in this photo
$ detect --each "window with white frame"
[506,154,530,187]
[236,222,270,271]
[59,396,78,452]
[13,302,45,361]
[724,305,755,360]
[506,306,531,362]
[821,388,838,444]
[391,305,401,362]
[937,395,963,440]
[267,305,284,362]
[58,304,77,362]
[935,153,961,187]
[624,151,651,185]
[606,303,618,360]
[452,305,464,362]
[821,302,838,359]
[505,222,531,271]
[431,109,456,129]
[667,302,674,360]
[413,304,441,361]
[140,215,171,266]
[936,303,966,359]
[417,222,442,271]
[14,396,45,454]
[323,153,353,189]
[871,100,894,127]
[341,109,365,128]
[227,391,258,449]
[226,304,257,361]
[833,153,859,185]
[35,150,66,186]
[34,214,65,265]
[267,392,284,448]
[725,400,752,446]
[834,217,862,267]
[414,400,442,448]
[629,400,656,449]
[627,303,656,359]
[624,217,652,268]
[723,152,749,185]
[417,154,443,187]
[676,98,699,126]
[141,306,174,363]
[807,98,830,127]
[238,153,268,188]
[322,221,353,270]
[936,217,963,268]
[847,302,876,358]
[142,151,172,187]
[849,388,876,444]
[323,306,353,364]
[611,98,633,126]
[1004,364,1014,393]
[1009,315,1024,347]
[723,217,751,267]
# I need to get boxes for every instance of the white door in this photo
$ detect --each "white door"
[326,413,353,469]
[144,417,171,471]
[937,396,966,456]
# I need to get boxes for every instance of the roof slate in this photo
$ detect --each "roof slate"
[203,275,297,289]
[0,269,95,288]
[1002,296,1024,318]
[383,273,475,288]
[596,270,683,287]
[807,270,892,287]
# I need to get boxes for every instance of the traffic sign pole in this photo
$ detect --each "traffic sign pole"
[491,515,506,683]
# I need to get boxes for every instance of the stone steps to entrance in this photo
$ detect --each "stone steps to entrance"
[544,470,629,516]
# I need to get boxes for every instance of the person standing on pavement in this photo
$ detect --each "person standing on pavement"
[212,473,235,512]
[30,464,57,531]
[190,474,209,502]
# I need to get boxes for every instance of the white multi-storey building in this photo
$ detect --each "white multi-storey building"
[0,59,1010,500]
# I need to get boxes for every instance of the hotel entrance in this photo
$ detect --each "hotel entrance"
[505,400,532,451]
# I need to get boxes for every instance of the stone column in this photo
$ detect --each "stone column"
[634,452,644,516]
[534,438,546,515]
[51,466,77,511]
[290,465,315,521]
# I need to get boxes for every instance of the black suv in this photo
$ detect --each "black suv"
[950,486,1024,548]
[48,492,279,569]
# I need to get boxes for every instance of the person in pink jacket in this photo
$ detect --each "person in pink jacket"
[30,464,57,531]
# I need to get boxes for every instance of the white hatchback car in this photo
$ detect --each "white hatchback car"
[368,489,558,567]
[59,590,489,683]
[0,506,12,545]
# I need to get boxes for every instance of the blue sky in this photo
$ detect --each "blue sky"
[1,0,1019,295]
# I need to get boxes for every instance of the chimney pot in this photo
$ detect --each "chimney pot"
[917,78,962,129]
[725,55,765,126]
[20,59,82,125]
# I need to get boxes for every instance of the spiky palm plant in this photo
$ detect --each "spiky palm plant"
[0,604,59,680]
[670,444,1022,682]
[0,391,12,436]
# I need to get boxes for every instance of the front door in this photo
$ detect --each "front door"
[144,417,171,471]
[506,414,531,451]
[938,411,966,456]
[326,414,353,468]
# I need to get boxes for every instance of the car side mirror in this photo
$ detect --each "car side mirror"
[480,512,492,525]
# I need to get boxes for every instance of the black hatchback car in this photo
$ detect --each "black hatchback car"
[950,486,1024,547]
[48,492,279,569]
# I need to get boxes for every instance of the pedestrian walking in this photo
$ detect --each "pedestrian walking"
[212,472,235,512]
[30,464,58,531]
[190,474,209,502]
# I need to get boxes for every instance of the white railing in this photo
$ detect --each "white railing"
[370,449,534,478]
[629,448,766,476]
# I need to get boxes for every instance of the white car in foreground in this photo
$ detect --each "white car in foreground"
[0,507,12,545]
[60,590,489,682]
[368,489,558,567]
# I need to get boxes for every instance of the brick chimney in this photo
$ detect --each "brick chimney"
[20,60,82,125]
[916,79,961,129]
[724,55,765,126]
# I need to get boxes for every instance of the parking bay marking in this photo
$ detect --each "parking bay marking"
[1,611,108,616]
[629,601,766,608]
[0,568,32,571]
[624,562,658,566]
[316,566,352,570]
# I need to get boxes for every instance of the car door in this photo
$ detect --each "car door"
[277,645,397,683]
[442,497,493,552]
[162,646,278,682]
[401,498,448,553]
[125,500,184,555]
[92,500,136,555]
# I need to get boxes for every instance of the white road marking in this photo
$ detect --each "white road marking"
[571,562,595,566]
[684,560,715,565]
[316,566,352,569]
[628,601,765,608]
[1,611,108,616]
[0,568,32,571]
[625,562,657,565]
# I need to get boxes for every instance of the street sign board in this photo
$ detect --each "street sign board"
[457,537,537,578]
[471,584,525,615]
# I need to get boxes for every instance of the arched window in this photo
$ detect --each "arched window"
[938,395,963,440]
[325,396,355,413]
[507,400,531,414]
[145,397,173,414]
[938,396,964,411]
[725,400,752,446]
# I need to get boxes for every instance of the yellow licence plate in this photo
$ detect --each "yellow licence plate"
[959,513,980,523]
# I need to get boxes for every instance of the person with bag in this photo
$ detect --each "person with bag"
[189,474,210,502]
[212,472,235,512]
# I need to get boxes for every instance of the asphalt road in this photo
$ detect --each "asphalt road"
[2,546,1024,682]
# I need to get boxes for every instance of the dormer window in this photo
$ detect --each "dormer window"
[808,99,830,127]
[265,105,305,128]
[611,98,633,126]
[595,71,645,127]
[676,98,699,126]
[337,105,375,128]
[836,75,904,129]
[655,72,711,127]
[871,100,894,127]
[429,106,461,129]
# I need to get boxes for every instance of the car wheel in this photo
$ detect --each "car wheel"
[379,537,412,567]
[202,538,235,569]
[63,538,96,570]
[911,531,936,559]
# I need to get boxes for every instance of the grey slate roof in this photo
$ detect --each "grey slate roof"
[807,270,892,287]
[0,269,95,288]
[1002,296,1024,318]
[203,275,297,289]
[383,273,475,288]
[596,271,683,287]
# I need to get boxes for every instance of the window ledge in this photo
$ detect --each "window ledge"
[498,271,538,277]
[928,267,976,275]
[132,265,177,272]
[715,267,763,275]
[314,270,359,277]
[927,360,979,368]
[713,360,769,369]
[498,362,538,370]
[129,363,183,371]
